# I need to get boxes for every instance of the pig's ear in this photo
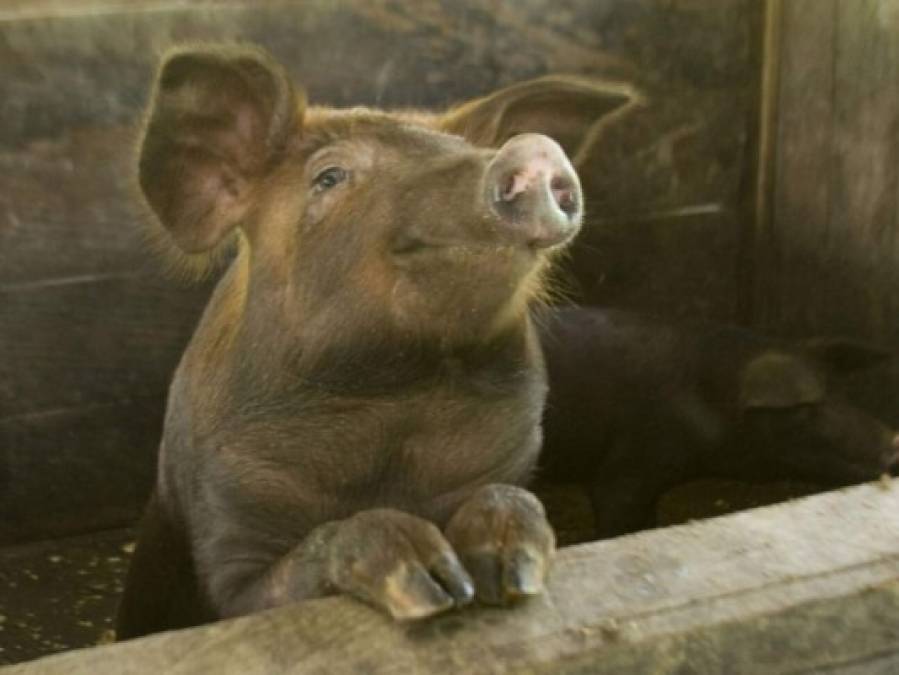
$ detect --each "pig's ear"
[739,352,826,410]
[440,76,641,163]
[138,45,302,253]
[801,338,893,374]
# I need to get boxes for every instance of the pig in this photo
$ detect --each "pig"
[537,306,899,539]
[115,45,638,638]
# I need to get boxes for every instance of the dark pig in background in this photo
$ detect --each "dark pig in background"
[539,306,899,539]
[116,45,638,638]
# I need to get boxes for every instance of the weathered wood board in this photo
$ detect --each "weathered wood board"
[748,0,899,430]
[0,0,759,542]
[5,481,899,674]
[758,0,899,346]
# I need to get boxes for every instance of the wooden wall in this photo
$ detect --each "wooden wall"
[750,0,899,425]
[756,0,899,343]
[6,0,875,544]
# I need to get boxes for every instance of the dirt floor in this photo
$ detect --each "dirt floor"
[0,479,822,666]
[0,529,133,665]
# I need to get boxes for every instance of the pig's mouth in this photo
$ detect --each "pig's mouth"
[392,237,552,258]
[389,239,544,280]
[391,236,463,257]
[391,219,579,261]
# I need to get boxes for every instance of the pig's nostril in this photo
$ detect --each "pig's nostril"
[551,176,578,218]
[498,172,529,203]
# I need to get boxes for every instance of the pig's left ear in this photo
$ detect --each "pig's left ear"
[138,45,303,253]
[739,352,826,409]
[440,76,641,163]
[801,338,893,374]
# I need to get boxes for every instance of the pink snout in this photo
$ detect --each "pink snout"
[484,133,583,249]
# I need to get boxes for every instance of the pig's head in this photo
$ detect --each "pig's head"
[137,46,635,355]
[736,340,899,485]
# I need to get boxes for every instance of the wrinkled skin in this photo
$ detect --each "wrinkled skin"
[539,306,899,539]
[116,46,635,638]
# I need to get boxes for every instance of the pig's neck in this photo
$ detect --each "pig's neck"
[293,318,542,396]
[184,258,544,408]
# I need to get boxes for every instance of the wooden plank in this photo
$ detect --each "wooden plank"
[0,0,281,21]
[758,0,837,333]
[823,0,899,339]
[5,481,899,674]
[0,0,752,146]
[758,0,899,435]
[0,127,148,287]
[0,399,161,544]
[0,276,209,418]
[736,0,780,325]
[764,0,899,345]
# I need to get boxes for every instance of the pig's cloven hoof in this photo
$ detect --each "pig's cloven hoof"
[445,484,555,605]
[327,509,474,621]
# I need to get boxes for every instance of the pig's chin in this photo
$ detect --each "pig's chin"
[388,248,549,341]
[391,221,577,261]
[391,235,547,286]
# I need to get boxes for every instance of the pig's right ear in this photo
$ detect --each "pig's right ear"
[138,46,302,253]
[440,76,641,164]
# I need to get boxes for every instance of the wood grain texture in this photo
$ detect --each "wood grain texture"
[0,274,210,543]
[0,277,210,419]
[755,0,899,433]
[5,481,899,674]
[0,399,163,543]
[764,0,899,345]
[757,0,836,333]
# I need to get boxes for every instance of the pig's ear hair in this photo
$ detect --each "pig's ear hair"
[739,352,826,410]
[439,76,643,164]
[801,337,893,374]
[138,44,303,254]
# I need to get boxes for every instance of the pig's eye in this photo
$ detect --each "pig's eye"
[312,166,348,193]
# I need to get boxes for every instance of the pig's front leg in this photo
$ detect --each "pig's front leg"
[209,509,475,621]
[445,484,556,605]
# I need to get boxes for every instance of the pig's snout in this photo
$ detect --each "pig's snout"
[485,134,582,249]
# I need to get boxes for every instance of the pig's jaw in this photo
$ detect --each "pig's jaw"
[385,246,552,344]
[390,206,580,262]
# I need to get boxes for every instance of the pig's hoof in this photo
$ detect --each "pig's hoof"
[445,484,555,606]
[327,509,474,621]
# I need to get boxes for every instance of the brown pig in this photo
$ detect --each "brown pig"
[116,45,636,638]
